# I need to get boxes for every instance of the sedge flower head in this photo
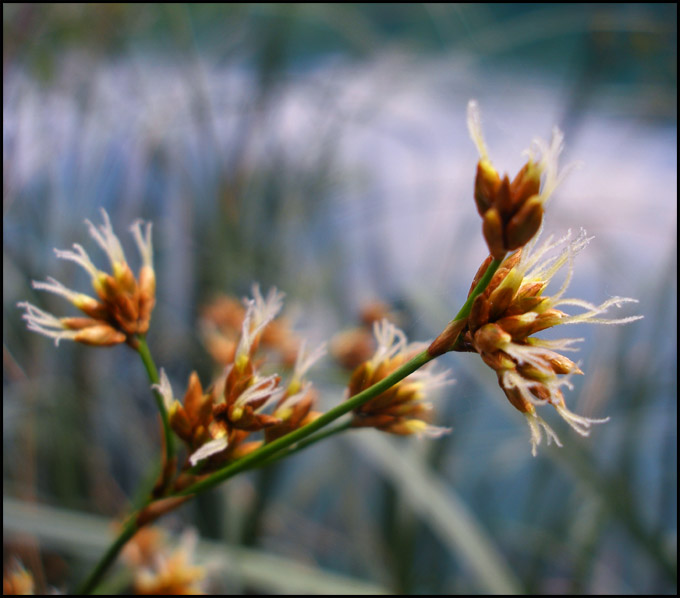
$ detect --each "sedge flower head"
[467,100,574,260]
[349,319,453,438]
[200,292,300,367]
[127,529,206,595]
[186,286,291,467]
[233,285,285,371]
[3,559,35,595]
[461,228,642,455]
[17,209,156,347]
[265,341,327,442]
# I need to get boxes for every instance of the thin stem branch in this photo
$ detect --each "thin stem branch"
[455,257,502,321]
[136,335,175,465]
[75,516,139,595]
[175,350,433,496]
[450,256,502,350]
[255,420,354,470]
[428,257,503,355]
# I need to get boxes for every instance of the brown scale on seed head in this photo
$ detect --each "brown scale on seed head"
[438,218,639,454]
[348,320,452,438]
[18,210,156,347]
[467,100,565,261]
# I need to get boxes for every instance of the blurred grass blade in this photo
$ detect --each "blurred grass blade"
[549,442,678,586]
[3,497,388,595]
[353,433,522,594]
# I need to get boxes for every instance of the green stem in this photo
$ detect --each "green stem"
[455,257,502,321]
[136,336,175,465]
[255,421,354,470]
[75,516,139,595]
[77,255,506,593]
[179,259,508,498]
[428,257,503,355]
[176,350,433,496]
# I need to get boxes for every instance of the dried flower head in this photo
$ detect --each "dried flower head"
[349,320,453,437]
[330,299,400,370]
[467,100,572,259]
[330,327,376,370]
[200,293,300,367]
[460,228,642,455]
[156,366,265,470]
[3,559,35,595]
[122,526,167,568]
[127,529,206,595]
[171,286,296,468]
[265,340,326,442]
[17,209,155,347]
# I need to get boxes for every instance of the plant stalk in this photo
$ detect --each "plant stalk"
[176,350,433,496]
[77,254,506,593]
[136,335,175,465]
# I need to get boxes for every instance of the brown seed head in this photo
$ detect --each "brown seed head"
[467,102,567,258]
[19,211,158,347]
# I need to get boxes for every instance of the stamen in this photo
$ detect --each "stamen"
[526,337,584,352]
[371,319,407,366]
[235,286,286,361]
[466,100,490,161]
[32,277,89,305]
[130,219,154,268]
[85,209,127,268]
[555,404,609,436]
[17,301,77,346]
[294,341,327,381]
[275,382,311,415]
[526,412,562,456]
[234,375,279,409]
[152,368,175,412]
[189,436,228,466]
[556,297,643,325]
[54,244,99,279]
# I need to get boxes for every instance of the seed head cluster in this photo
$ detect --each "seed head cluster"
[18,209,155,348]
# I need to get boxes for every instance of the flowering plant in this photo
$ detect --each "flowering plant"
[14,101,641,594]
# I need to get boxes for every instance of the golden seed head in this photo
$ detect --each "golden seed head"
[19,210,157,346]
[466,100,569,258]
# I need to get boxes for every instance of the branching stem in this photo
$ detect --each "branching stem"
[136,336,175,466]
[77,255,506,594]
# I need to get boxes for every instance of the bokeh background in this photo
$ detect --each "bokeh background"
[3,3,677,594]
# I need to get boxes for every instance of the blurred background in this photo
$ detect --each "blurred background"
[3,3,677,594]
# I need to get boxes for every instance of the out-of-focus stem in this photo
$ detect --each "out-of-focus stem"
[75,516,138,595]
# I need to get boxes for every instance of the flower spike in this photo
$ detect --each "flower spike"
[467,100,571,259]
[443,212,641,455]
[348,319,453,438]
[234,285,285,369]
[18,210,157,346]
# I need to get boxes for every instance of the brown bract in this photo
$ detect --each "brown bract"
[475,159,543,259]
[350,354,434,434]
[456,250,582,414]
[439,225,641,454]
[347,320,451,438]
